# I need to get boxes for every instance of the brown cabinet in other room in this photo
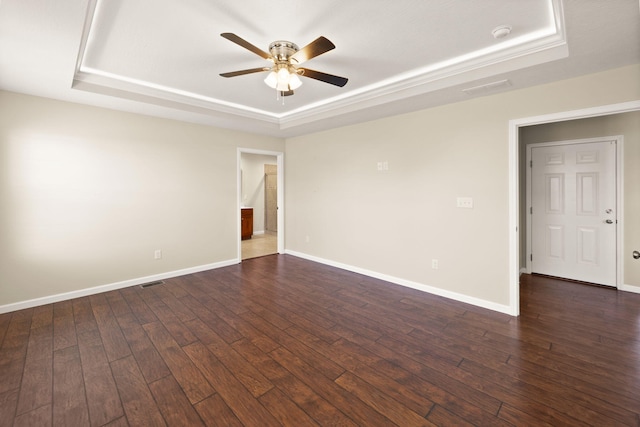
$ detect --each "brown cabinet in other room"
[241,208,253,240]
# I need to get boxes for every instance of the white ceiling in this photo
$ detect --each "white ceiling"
[1,0,638,137]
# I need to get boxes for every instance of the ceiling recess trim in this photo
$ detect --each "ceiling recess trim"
[72,0,568,131]
[279,33,568,129]
[72,68,280,123]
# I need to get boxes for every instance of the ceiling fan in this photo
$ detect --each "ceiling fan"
[219,33,348,96]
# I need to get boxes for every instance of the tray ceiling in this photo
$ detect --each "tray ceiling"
[1,0,638,137]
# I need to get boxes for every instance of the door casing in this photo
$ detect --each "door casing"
[237,148,284,261]
[508,100,640,316]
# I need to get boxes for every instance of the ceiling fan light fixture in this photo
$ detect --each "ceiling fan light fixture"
[277,67,290,83]
[265,65,302,91]
[288,72,302,90]
[221,33,347,97]
[276,79,289,92]
[264,71,278,89]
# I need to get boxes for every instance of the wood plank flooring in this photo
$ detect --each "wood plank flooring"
[1,254,639,426]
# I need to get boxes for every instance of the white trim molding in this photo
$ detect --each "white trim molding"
[620,284,640,294]
[237,148,285,259]
[0,259,238,314]
[285,250,514,316]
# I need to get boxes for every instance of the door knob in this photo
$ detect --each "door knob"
[605,219,614,224]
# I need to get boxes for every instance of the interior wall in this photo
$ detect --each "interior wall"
[1,65,638,312]
[285,64,640,309]
[519,111,640,286]
[240,153,277,233]
[0,90,284,308]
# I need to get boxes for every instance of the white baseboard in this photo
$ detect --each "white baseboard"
[285,250,515,316]
[0,258,238,314]
[14,252,632,316]
[620,283,640,294]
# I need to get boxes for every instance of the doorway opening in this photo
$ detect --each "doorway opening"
[508,100,640,316]
[238,149,284,261]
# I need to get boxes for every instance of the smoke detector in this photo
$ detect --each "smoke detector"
[492,25,512,39]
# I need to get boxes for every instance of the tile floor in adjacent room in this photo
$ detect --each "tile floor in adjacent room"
[241,232,277,260]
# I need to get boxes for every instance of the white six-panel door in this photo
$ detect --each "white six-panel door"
[529,139,617,287]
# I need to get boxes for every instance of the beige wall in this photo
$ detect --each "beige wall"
[520,111,640,286]
[2,64,638,312]
[285,65,640,308]
[0,91,283,307]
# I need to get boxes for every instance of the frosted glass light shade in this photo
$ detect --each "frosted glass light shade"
[288,73,302,90]
[277,68,289,84]
[264,67,303,92]
[264,71,277,89]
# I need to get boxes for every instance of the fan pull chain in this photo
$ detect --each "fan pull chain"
[275,89,285,105]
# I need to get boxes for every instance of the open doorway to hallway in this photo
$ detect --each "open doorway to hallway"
[240,151,280,260]
[509,104,640,315]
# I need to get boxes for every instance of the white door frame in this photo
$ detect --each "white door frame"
[525,136,623,287]
[508,100,640,316]
[237,148,284,261]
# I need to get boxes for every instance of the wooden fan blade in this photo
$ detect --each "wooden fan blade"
[281,90,294,97]
[299,68,348,87]
[290,36,335,64]
[220,67,270,78]
[221,33,271,60]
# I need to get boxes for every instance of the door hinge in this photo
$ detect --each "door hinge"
[530,207,532,214]
[530,160,532,168]
[530,254,533,261]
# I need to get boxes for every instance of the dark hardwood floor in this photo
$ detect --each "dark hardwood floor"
[1,254,639,426]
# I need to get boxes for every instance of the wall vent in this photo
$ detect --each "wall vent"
[140,280,164,288]
[462,79,511,96]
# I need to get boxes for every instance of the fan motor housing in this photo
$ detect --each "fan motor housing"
[268,41,299,61]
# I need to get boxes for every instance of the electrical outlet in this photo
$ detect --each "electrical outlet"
[456,197,473,208]
[377,161,389,171]
[154,249,162,260]
[431,259,439,269]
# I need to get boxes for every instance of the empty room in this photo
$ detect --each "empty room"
[1,0,640,425]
